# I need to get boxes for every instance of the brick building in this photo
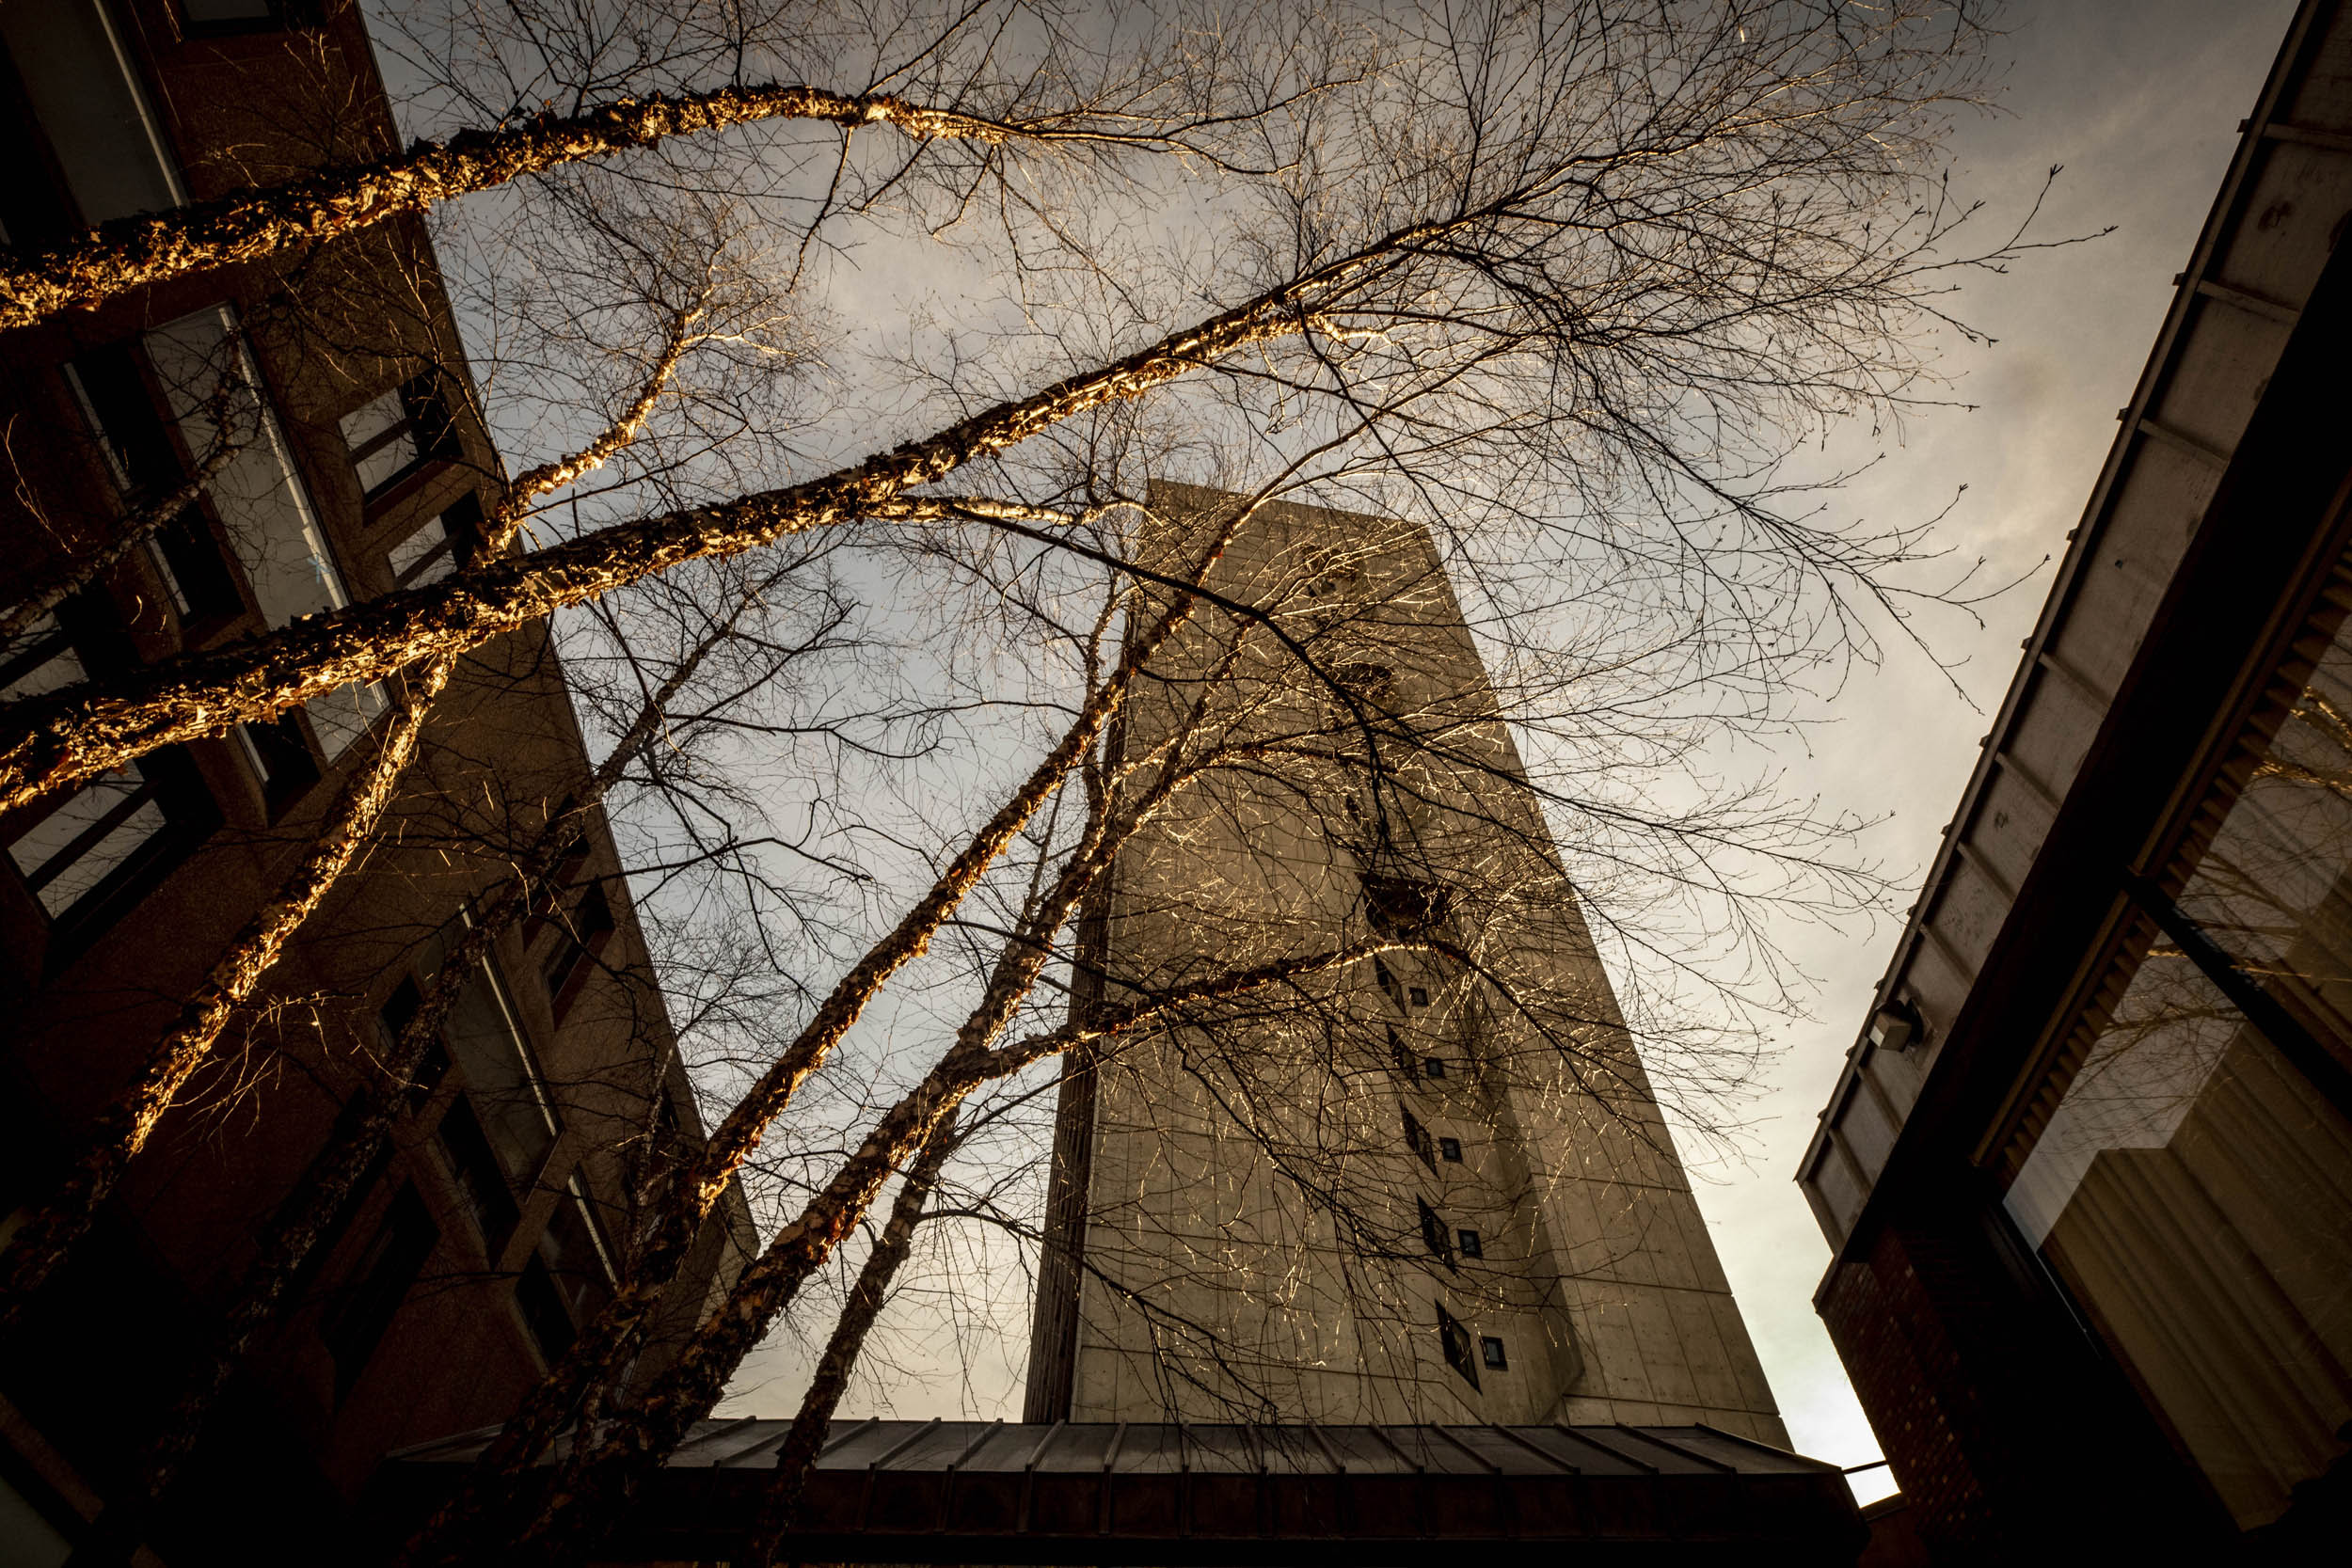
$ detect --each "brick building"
[1799,0,2352,1558]
[0,3,748,1561]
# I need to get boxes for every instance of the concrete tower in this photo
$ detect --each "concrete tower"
[1025,483,1787,1444]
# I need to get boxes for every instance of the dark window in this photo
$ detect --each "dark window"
[234,711,320,811]
[61,347,241,623]
[1418,1196,1454,1269]
[375,978,450,1109]
[1438,1136,1462,1162]
[543,881,616,1019]
[1372,957,1406,1012]
[1327,661,1395,729]
[1388,1024,1415,1079]
[1457,1228,1483,1259]
[388,507,460,587]
[179,0,304,34]
[437,956,559,1188]
[1363,874,1451,936]
[1438,1303,1479,1389]
[3,620,216,943]
[321,1182,437,1402]
[434,1094,521,1256]
[340,374,457,500]
[1481,1336,1508,1370]
[1423,1056,1446,1080]
[1402,1108,1435,1169]
[1407,985,1430,1007]
[516,1182,616,1366]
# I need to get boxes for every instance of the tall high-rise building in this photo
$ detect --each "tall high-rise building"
[1027,483,1787,1444]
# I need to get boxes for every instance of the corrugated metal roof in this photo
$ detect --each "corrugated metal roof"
[381,1418,1864,1562]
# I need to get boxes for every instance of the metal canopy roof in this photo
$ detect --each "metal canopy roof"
[382,1418,1866,1563]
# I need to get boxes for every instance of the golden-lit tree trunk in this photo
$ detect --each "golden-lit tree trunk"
[0,650,454,1331]
[0,85,1052,334]
[742,1111,960,1567]
[0,316,696,1336]
[0,242,1427,815]
[394,525,1261,1564]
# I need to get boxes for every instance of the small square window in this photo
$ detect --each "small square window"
[1408,985,1430,1007]
[1423,1056,1446,1080]
[1480,1336,1508,1370]
[1438,1137,1462,1162]
[1457,1228,1483,1259]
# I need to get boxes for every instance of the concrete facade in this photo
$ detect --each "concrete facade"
[1028,483,1785,1444]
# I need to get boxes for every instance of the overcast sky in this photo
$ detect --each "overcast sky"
[1684,0,2300,1502]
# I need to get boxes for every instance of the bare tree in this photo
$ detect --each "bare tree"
[0,0,2046,818]
[0,4,2087,1562]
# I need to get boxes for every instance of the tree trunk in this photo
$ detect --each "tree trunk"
[745,1112,961,1567]
[0,650,454,1330]
[0,243,1425,815]
[0,85,1048,333]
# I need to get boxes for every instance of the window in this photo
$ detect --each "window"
[1989,555,2352,1531]
[180,0,294,32]
[425,932,560,1190]
[389,492,482,586]
[516,1179,618,1366]
[147,308,385,755]
[0,0,187,229]
[61,347,240,623]
[339,374,454,499]
[1438,1136,1462,1163]
[375,978,449,1109]
[1388,1024,1415,1079]
[1408,985,1430,1008]
[1437,1303,1479,1389]
[1418,1196,1454,1269]
[542,882,615,1020]
[388,515,454,587]
[321,1182,437,1402]
[3,617,214,937]
[234,712,319,809]
[1423,1056,1446,1080]
[1480,1336,1509,1370]
[434,1094,520,1257]
[1363,873,1450,936]
[1372,957,1406,1011]
[1457,1228,1483,1259]
[1402,1108,1435,1170]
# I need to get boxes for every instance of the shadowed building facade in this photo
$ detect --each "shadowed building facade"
[1027,483,1786,1444]
[0,4,750,1561]
[1797,0,2352,1558]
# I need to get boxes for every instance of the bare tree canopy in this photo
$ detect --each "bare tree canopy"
[0,2,2085,1564]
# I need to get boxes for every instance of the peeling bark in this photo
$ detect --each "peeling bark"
[0,85,1061,334]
